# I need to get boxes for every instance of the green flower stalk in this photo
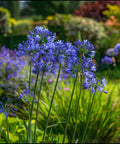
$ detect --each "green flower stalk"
[7,116,9,142]
[42,64,61,142]
[72,73,83,143]
[28,71,39,143]
[81,91,96,143]
[34,73,44,143]
[29,56,32,94]
[62,61,81,144]
[28,56,32,142]
[63,31,82,144]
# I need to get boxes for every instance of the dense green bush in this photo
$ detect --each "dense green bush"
[0,7,16,36]
[47,14,107,47]
[28,1,79,18]
[13,22,32,35]
[96,26,120,61]
[32,15,43,22]
[47,14,71,40]
[0,35,27,49]
[64,16,107,48]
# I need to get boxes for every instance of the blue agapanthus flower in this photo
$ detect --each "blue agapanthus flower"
[74,39,95,58]
[101,56,113,65]
[114,43,120,56]
[74,39,107,93]
[17,26,107,94]
[17,89,38,103]
[18,26,64,76]
[17,25,56,57]
[0,97,17,119]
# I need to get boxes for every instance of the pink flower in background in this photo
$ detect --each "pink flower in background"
[111,15,115,20]
[106,31,110,35]
[48,79,53,83]
[64,87,69,91]
[113,103,117,107]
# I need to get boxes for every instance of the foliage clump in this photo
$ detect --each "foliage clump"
[73,1,120,22]
[0,7,16,36]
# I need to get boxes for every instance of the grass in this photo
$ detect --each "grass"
[34,74,120,143]
[0,68,120,143]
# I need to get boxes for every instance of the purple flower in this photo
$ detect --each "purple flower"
[18,89,36,103]
[74,39,95,58]
[64,87,69,91]
[0,97,17,119]
[114,43,120,56]
[17,26,56,57]
[48,79,53,83]
[13,72,17,77]
[73,39,107,93]
[101,56,113,65]
[106,48,117,56]
[7,74,12,80]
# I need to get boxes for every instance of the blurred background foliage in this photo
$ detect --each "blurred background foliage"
[0,1,120,63]
[0,7,16,36]
[0,1,120,64]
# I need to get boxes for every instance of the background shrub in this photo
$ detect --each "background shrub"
[32,15,43,22]
[73,1,120,22]
[0,35,27,50]
[103,4,120,22]
[47,14,120,62]
[0,7,16,36]
[13,22,32,35]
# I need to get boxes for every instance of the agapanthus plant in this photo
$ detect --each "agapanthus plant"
[16,26,108,143]
[0,97,17,142]
[17,26,65,143]
[62,39,107,143]
[0,97,17,119]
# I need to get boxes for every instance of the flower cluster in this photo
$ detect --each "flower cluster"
[18,26,61,75]
[0,97,17,119]
[106,48,116,57]
[0,46,27,91]
[114,43,120,56]
[17,89,38,103]
[17,26,107,95]
[101,56,113,65]
[18,26,79,77]
[74,40,107,93]
[17,26,56,57]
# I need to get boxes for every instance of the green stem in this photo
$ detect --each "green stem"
[72,74,82,143]
[27,56,32,143]
[28,56,32,143]
[23,120,28,142]
[6,116,9,142]
[86,93,92,120]
[29,56,32,93]
[28,71,39,143]
[34,73,44,143]
[23,132,25,143]
[107,64,110,78]
[62,63,81,144]
[81,92,96,143]
[42,64,61,142]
